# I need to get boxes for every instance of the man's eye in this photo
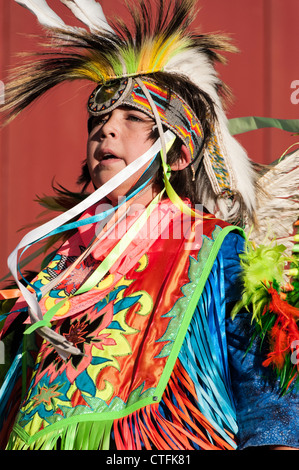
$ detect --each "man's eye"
[127,114,142,122]
[88,116,108,132]
[97,116,109,124]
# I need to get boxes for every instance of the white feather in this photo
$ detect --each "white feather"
[215,116,256,209]
[247,149,299,254]
[15,0,67,29]
[60,0,114,33]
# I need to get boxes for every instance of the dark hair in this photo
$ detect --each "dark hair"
[149,71,218,205]
[79,71,218,204]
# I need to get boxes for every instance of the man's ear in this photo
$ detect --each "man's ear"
[169,145,191,171]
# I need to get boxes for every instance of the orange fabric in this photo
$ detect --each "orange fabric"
[0,289,21,300]
[2,199,233,450]
[113,358,236,450]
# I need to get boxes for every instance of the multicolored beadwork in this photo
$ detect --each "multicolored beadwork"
[88,76,204,163]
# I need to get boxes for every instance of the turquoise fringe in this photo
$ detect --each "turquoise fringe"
[177,254,238,447]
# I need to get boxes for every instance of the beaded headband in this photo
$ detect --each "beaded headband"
[88,76,204,163]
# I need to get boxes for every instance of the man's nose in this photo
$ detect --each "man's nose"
[99,114,119,139]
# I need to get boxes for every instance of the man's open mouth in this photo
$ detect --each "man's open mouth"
[101,153,120,161]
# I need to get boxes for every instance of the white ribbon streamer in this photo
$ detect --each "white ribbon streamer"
[7,130,175,333]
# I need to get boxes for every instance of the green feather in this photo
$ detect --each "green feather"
[232,240,289,322]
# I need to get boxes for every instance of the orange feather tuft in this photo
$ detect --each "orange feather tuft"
[262,286,299,373]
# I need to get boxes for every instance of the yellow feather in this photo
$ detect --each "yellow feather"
[72,61,111,83]
[134,34,187,75]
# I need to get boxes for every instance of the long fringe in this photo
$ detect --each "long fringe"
[6,419,113,450]
[112,359,235,450]
[5,241,237,451]
[6,358,235,450]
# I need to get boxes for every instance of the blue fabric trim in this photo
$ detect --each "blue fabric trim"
[226,312,299,449]
[0,345,23,430]
[218,231,244,303]
[220,232,299,449]
[157,249,238,449]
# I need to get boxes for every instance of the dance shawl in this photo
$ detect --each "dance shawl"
[0,199,244,450]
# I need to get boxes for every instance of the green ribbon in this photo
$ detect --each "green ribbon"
[25,191,164,335]
[160,139,201,218]
[228,117,299,136]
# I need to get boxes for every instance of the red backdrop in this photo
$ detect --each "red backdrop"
[0,0,299,279]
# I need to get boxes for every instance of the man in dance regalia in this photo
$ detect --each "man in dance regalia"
[0,0,298,450]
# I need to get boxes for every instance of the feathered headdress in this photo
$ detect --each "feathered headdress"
[1,0,259,358]
[2,0,257,225]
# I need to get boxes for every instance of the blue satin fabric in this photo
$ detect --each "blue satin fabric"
[178,255,238,447]
[0,346,22,431]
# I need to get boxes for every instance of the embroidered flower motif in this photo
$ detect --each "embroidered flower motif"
[48,254,98,297]
[37,306,115,384]
[32,383,61,407]
[30,277,152,410]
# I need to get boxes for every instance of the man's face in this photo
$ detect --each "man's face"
[87,106,155,204]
